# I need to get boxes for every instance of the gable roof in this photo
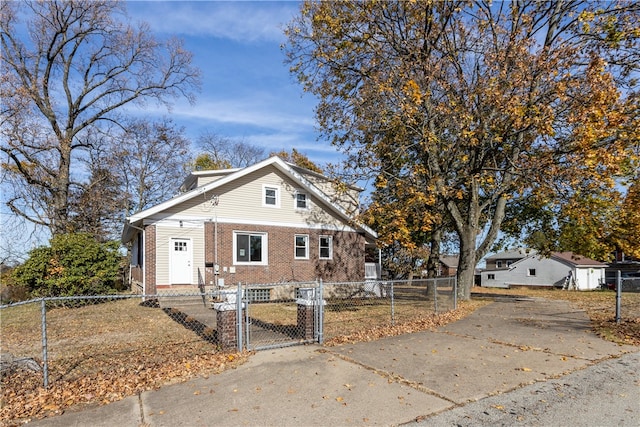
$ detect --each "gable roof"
[122,156,377,242]
[551,252,607,268]
[439,255,459,268]
[486,248,535,260]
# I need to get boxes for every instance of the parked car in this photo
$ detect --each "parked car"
[604,270,640,290]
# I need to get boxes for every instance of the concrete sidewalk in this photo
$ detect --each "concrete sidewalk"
[29,297,637,426]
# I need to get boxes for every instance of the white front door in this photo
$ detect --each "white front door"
[170,238,192,284]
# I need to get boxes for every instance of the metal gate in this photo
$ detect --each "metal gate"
[241,281,324,351]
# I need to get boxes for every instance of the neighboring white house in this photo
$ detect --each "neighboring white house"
[482,251,607,290]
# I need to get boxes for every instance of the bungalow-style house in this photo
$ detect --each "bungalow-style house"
[482,250,607,290]
[122,156,378,294]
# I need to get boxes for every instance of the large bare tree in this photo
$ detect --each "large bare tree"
[110,117,192,216]
[0,0,200,237]
[195,131,265,169]
[285,1,640,299]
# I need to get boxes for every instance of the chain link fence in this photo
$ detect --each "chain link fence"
[621,277,640,292]
[1,277,457,388]
[321,277,457,341]
[1,293,221,389]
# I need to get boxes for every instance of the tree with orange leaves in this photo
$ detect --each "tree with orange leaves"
[285,1,640,299]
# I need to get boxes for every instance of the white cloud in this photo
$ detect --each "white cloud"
[156,96,315,132]
[127,1,298,43]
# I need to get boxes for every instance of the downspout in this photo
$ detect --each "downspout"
[142,229,146,296]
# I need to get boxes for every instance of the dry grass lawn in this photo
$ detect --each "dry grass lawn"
[1,287,638,426]
[1,298,248,426]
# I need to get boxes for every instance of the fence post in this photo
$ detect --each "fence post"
[296,287,316,341]
[318,279,325,344]
[40,298,49,388]
[616,271,622,324]
[453,276,457,310]
[212,283,243,351]
[390,281,395,325]
[237,282,243,352]
[434,278,438,313]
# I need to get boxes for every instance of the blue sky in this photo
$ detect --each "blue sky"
[0,1,344,260]
[125,0,338,165]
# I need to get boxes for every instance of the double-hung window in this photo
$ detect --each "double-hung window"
[295,192,308,210]
[295,234,309,259]
[263,185,280,207]
[234,232,267,265]
[319,235,333,259]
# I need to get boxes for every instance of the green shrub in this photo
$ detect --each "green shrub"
[13,233,121,297]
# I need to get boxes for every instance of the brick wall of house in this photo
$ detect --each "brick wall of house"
[203,222,366,285]
[144,224,156,294]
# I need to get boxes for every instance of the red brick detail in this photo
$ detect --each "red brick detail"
[144,225,156,294]
[208,222,366,285]
[297,304,315,340]
[216,308,244,350]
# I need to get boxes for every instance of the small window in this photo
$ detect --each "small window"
[174,241,187,252]
[528,268,536,276]
[295,192,308,209]
[506,260,513,267]
[488,274,495,280]
[263,185,280,207]
[319,235,333,259]
[234,232,267,265]
[496,261,503,268]
[295,235,309,259]
[246,288,271,302]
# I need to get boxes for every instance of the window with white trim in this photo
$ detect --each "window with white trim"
[487,273,495,280]
[295,234,309,259]
[295,192,308,209]
[319,235,333,259]
[496,260,503,268]
[263,185,280,207]
[528,268,536,276]
[234,232,267,265]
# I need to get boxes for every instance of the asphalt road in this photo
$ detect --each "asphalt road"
[408,351,640,427]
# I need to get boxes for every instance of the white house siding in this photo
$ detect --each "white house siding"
[193,174,228,188]
[298,172,360,214]
[483,256,566,288]
[482,255,606,290]
[153,223,204,286]
[481,271,510,288]
[163,167,348,230]
[573,267,604,290]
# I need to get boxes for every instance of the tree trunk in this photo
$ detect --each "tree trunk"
[51,139,73,236]
[456,228,477,301]
[425,229,442,279]
[425,229,442,297]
